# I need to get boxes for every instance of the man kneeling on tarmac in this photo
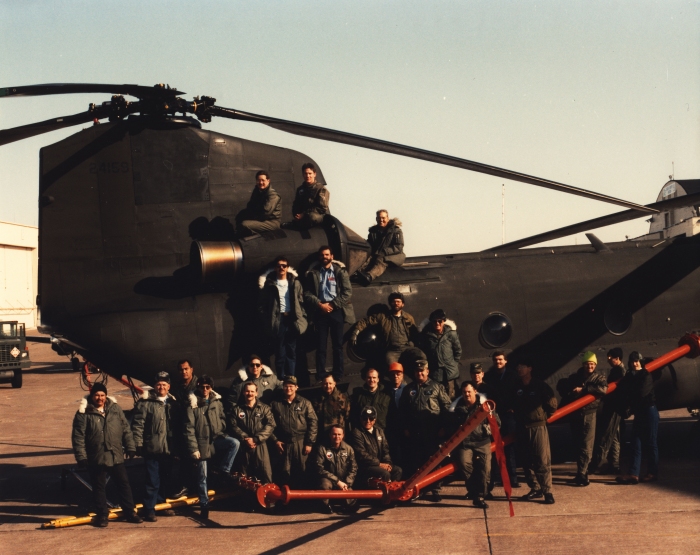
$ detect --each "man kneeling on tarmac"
[350,406,402,487]
[313,425,359,514]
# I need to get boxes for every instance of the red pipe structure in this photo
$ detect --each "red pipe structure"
[491,332,700,451]
[254,400,499,508]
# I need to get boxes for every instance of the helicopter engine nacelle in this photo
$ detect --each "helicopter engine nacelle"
[190,216,370,285]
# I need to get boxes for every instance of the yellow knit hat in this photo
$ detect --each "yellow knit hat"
[581,351,597,364]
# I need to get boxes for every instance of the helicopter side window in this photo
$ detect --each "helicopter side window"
[479,313,512,348]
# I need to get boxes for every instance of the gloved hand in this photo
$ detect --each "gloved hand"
[77,459,88,469]
[192,451,201,460]
[126,450,136,459]
[135,446,143,457]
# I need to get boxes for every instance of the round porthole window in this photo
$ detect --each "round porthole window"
[604,303,633,336]
[479,313,513,348]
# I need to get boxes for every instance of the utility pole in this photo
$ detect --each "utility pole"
[501,184,505,245]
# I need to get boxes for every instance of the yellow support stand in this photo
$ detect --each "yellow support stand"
[42,490,239,529]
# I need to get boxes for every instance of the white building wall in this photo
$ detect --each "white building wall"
[0,221,38,329]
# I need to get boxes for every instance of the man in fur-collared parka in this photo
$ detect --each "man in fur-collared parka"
[353,209,405,286]
[71,382,143,527]
[419,309,463,399]
[228,354,282,407]
[258,255,308,379]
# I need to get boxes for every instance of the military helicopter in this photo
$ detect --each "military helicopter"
[2,83,700,412]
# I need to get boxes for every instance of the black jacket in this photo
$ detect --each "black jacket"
[617,368,655,417]
[507,379,558,428]
[258,267,308,336]
[367,218,405,265]
[349,425,393,469]
[350,384,392,430]
[399,378,451,431]
[304,260,355,324]
[556,367,608,415]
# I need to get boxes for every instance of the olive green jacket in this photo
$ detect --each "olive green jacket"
[72,396,135,466]
[184,391,228,459]
[131,390,180,456]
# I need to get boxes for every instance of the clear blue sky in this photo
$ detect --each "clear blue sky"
[1,0,698,255]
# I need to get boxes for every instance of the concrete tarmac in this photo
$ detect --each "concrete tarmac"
[1,339,699,555]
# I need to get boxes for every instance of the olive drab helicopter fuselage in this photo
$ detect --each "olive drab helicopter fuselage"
[2,83,699,411]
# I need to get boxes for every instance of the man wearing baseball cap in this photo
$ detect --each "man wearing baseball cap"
[131,371,181,521]
[556,351,608,486]
[350,405,402,487]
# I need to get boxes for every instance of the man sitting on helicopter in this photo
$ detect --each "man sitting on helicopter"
[288,163,330,229]
[352,209,405,286]
[236,170,282,236]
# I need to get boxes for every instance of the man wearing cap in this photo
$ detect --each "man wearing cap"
[228,354,281,408]
[228,382,277,485]
[351,292,419,368]
[71,383,143,527]
[483,350,519,488]
[557,351,608,486]
[131,372,181,521]
[350,368,391,430]
[312,375,351,435]
[305,245,355,381]
[269,375,319,487]
[508,358,557,504]
[592,348,626,474]
[313,425,358,513]
[420,309,462,399]
[399,358,452,501]
[184,375,240,518]
[350,406,402,486]
[469,363,496,401]
[451,381,500,508]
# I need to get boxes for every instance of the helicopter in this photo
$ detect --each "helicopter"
[2,83,700,412]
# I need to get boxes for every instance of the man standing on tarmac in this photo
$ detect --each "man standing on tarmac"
[399,358,452,502]
[451,381,500,509]
[169,359,200,498]
[184,376,240,519]
[509,358,557,504]
[592,347,626,474]
[228,382,277,485]
[557,351,608,486]
[305,245,355,381]
[71,383,143,527]
[351,292,419,368]
[269,376,319,487]
[131,371,180,522]
[483,350,519,487]
[420,308,463,399]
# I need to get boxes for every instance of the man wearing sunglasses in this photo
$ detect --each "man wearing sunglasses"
[258,255,308,379]
[184,376,240,519]
[228,354,281,407]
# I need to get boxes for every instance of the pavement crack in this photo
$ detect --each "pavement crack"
[484,508,493,555]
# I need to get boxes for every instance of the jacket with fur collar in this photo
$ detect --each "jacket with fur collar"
[304,260,355,324]
[72,395,135,466]
[257,266,308,336]
[184,390,228,459]
[419,319,463,382]
[132,390,180,456]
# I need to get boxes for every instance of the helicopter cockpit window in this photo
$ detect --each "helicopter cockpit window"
[604,303,633,336]
[479,313,512,348]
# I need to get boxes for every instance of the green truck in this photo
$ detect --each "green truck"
[0,321,30,388]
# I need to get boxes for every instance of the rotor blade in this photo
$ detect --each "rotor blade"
[210,105,656,214]
[0,83,184,99]
[484,192,700,252]
[0,105,113,146]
